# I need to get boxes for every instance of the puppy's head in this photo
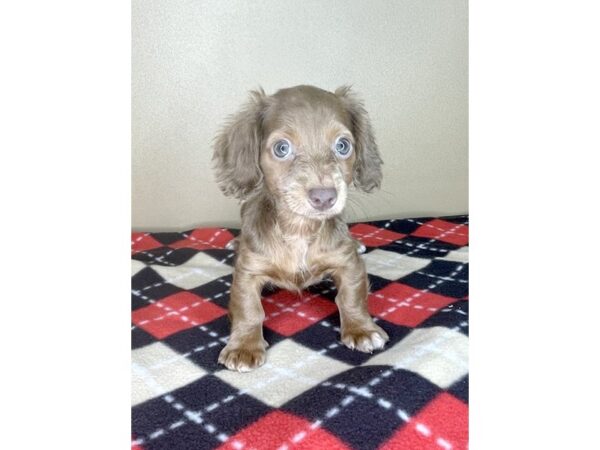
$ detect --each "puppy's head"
[213,85,382,219]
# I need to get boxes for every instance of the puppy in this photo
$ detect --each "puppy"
[213,85,388,372]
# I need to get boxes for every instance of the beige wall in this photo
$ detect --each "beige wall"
[132,0,468,231]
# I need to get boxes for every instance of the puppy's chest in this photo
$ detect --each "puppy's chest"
[268,239,329,288]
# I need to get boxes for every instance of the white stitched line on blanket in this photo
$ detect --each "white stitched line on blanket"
[178,228,228,251]
[131,290,188,329]
[376,264,466,320]
[141,261,466,442]
[373,292,439,313]
[350,218,468,252]
[271,321,468,449]
[406,218,468,237]
[352,228,461,253]
[131,289,231,330]
[319,320,341,332]
[132,228,230,251]
[133,245,467,448]
[134,258,467,448]
[353,230,451,253]
[132,248,179,267]
[263,288,334,323]
[135,252,235,294]
[358,241,452,273]
[351,222,395,241]
[141,283,339,373]
[134,222,458,327]
[323,380,410,421]
[363,235,467,277]
[360,222,468,275]
[134,348,337,449]
[131,289,224,338]
[415,423,454,449]
[148,340,225,371]
[415,271,468,284]
[391,240,458,253]
[354,219,468,249]
[133,234,234,267]
[148,339,226,371]
[441,306,468,316]
[142,287,339,369]
[131,364,229,447]
[132,229,233,269]
[207,229,226,244]
[436,437,453,449]
[291,430,307,443]
[132,233,150,245]
[131,253,235,330]
[136,317,349,445]
[142,324,230,370]
[138,313,466,450]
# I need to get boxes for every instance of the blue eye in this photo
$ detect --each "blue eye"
[334,137,352,157]
[273,140,292,159]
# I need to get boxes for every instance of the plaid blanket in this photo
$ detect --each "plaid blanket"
[131,216,469,450]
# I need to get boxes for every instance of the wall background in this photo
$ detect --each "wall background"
[132,0,468,231]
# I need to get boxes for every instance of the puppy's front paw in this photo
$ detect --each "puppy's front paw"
[341,324,389,353]
[218,344,266,372]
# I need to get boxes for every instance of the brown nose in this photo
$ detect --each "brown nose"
[308,187,337,211]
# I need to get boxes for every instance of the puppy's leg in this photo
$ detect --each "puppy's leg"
[334,255,389,353]
[218,271,267,372]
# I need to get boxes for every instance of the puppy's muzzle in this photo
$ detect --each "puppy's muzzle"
[308,187,337,211]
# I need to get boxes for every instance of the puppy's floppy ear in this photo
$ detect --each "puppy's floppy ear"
[335,86,383,193]
[212,88,268,199]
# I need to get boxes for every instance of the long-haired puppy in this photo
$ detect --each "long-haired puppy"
[212,85,388,372]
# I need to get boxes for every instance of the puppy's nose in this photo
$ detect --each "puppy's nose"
[308,187,337,211]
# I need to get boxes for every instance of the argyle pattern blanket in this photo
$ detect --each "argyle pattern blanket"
[131,216,469,450]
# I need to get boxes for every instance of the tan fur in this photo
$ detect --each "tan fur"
[213,85,388,371]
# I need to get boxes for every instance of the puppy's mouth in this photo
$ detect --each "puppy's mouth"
[307,205,342,218]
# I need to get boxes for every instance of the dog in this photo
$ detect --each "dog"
[212,85,389,372]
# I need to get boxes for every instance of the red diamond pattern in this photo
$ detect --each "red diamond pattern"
[411,219,469,246]
[217,410,350,450]
[169,228,235,250]
[380,393,468,449]
[131,217,469,449]
[131,233,163,254]
[132,291,227,339]
[350,223,406,247]
[262,290,338,336]
[368,282,456,327]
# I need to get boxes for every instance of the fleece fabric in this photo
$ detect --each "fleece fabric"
[131,216,469,450]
